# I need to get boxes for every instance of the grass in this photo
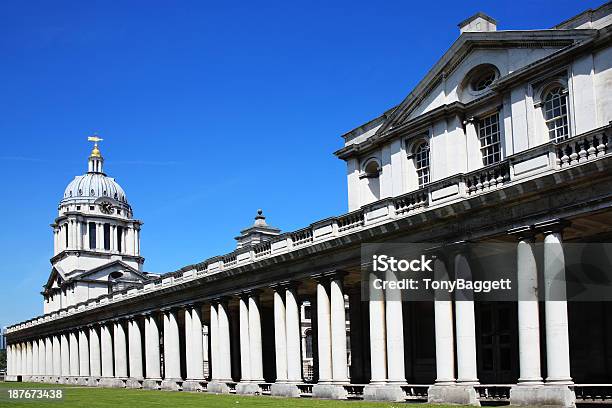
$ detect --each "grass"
[0,382,461,408]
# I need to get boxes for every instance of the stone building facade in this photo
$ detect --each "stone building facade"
[5,3,612,407]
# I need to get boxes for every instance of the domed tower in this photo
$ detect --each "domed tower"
[43,137,153,313]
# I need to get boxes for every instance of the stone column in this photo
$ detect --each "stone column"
[113,321,128,380]
[208,301,232,394]
[454,253,478,384]
[427,255,481,406]
[273,287,288,382]
[210,303,219,381]
[26,342,33,376]
[513,228,543,384]
[542,223,572,384]
[13,344,20,376]
[384,268,406,385]
[238,295,251,382]
[162,309,181,390]
[69,331,79,379]
[271,285,302,398]
[38,339,46,377]
[236,293,264,395]
[217,300,232,381]
[127,318,143,388]
[6,345,11,377]
[186,305,205,387]
[182,305,205,391]
[100,323,114,379]
[78,329,90,381]
[368,271,387,385]
[433,259,455,385]
[184,307,193,380]
[60,333,70,379]
[89,326,102,378]
[285,286,301,383]
[32,340,39,377]
[316,278,332,384]
[144,314,161,385]
[248,293,264,383]
[330,275,348,383]
[46,337,54,376]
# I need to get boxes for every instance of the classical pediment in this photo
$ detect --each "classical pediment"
[77,260,150,283]
[375,29,596,136]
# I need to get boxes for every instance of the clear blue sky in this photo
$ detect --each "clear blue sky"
[0,0,603,328]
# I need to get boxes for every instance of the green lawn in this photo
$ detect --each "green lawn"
[0,382,457,408]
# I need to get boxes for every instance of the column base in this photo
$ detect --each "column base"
[312,384,349,399]
[363,384,405,402]
[183,380,205,392]
[98,378,127,388]
[208,381,231,394]
[161,379,182,391]
[510,385,576,408]
[126,378,144,389]
[270,383,301,398]
[87,377,101,387]
[76,377,89,386]
[428,384,480,406]
[143,379,162,390]
[236,382,263,395]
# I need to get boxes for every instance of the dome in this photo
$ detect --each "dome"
[62,172,128,204]
[60,138,130,207]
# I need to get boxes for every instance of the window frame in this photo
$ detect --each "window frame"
[413,140,431,188]
[541,85,570,143]
[476,111,503,166]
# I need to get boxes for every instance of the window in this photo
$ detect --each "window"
[471,70,496,92]
[117,226,123,252]
[64,225,68,248]
[543,86,569,142]
[414,141,430,188]
[104,223,111,250]
[89,222,96,249]
[304,305,311,320]
[478,112,502,165]
[305,330,313,359]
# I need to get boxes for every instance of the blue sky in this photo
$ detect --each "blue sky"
[0,0,603,328]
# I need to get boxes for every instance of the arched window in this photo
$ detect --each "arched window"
[414,141,430,188]
[543,86,569,142]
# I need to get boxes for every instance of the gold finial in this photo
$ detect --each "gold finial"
[88,134,103,158]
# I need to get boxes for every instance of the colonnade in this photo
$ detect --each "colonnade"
[6,222,575,405]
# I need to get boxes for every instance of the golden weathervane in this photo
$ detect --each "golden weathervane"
[88,134,104,157]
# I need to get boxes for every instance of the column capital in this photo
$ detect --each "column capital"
[534,219,571,236]
[508,226,537,242]
[275,280,301,291]
[313,270,347,283]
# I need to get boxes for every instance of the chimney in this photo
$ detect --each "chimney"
[458,12,497,33]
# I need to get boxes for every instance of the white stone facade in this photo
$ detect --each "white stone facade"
[6,4,612,407]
